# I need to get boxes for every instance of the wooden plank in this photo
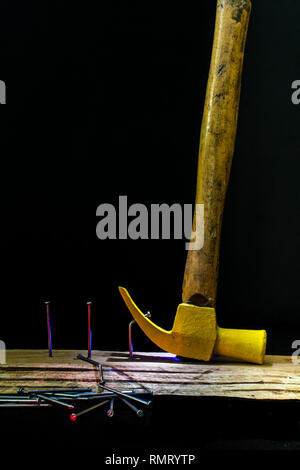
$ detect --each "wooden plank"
[0,350,299,400]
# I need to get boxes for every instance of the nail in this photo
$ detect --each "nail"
[128,320,136,359]
[77,354,151,406]
[50,393,85,398]
[77,354,98,366]
[70,399,109,422]
[107,398,115,418]
[76,354,104,383]
[129,311,151,359]
[18,387,92,395]
[62,393,117,400]
[45,301,53,357]
[59,390,151,401]
[98,383,152,406]
[71,390,151,398]
[121,398,144,417]
[87,301,92,358]
[0,403,50,408]
[98,364,104,383]
[37,394,74,410]
[0,398,39,404]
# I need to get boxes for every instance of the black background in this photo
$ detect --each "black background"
[1,0,299,354]
[0,0,299,457]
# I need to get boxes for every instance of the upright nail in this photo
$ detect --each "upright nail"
[45,301,52,357]
[87,301,92,358]
[129,320,136,359]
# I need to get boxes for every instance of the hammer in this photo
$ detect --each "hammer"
[119,0,267,364]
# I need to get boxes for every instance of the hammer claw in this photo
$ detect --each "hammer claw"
[119,287,267,364]
[119,287,217,361]
[119,287,173,351]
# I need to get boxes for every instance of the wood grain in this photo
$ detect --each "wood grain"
[0,350,299,400]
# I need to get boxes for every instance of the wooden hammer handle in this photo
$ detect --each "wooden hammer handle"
[182,0,251,307]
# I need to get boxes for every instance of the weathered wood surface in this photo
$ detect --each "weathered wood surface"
[0,350,299,400]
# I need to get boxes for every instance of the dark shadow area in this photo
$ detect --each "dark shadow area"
[0,396,299,459]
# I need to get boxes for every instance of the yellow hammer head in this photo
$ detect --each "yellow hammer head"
[119,287,266,364]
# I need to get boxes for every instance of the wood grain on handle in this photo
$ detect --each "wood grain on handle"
[182,0,251,307]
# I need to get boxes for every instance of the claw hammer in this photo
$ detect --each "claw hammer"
[119,0,267,364]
